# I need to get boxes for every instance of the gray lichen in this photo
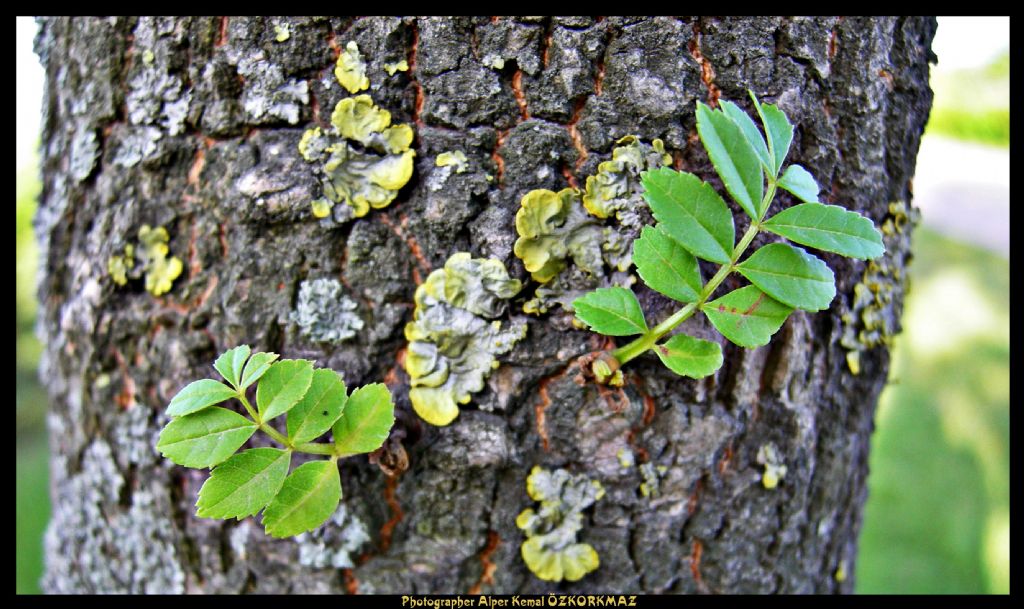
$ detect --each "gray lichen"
[43,440,185,593]
[289,277,364,343]
[294,502,371,569]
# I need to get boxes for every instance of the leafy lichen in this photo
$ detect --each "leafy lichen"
[289,277,364,344]
[403,253,526,426]
[298,95,416,220]
[516,466,604,583]
[513,136,670,316]
[107,225,183,296]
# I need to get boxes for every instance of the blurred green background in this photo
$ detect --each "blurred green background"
[15,18,1009,593]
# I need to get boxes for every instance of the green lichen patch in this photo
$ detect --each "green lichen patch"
[290,278,364,344]
[107,225,183,296]
[404,253,526,426]
[756,443,787,490]
[514,136,671,317]
[516,466,604,582]
[840,201,919,374]
[298,94,416,220]
[335,41,370,94]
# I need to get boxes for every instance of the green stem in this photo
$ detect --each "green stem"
[294,441,337,456]
[258,422,291,447]
[237,390,334,456]
[237,391,259,423]
[611,182,777,367]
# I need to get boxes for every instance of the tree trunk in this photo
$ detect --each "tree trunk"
[35,16,935,594]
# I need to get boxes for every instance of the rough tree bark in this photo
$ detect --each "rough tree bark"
[35,16,935,593]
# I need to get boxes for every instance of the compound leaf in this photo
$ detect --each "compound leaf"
[696,101,763,221]
[632,225,702,303]
[737,243,835,311]
[641,168,734,264]
[572,287,648,336]
[238,351,280,390]
[332,383,395,456]
[763,203,885,259]
[702,286,793,348]
[287,368,348,444]
[654,334,723,379]
[256,359,314,421]
[262,460,341,538]
[214,345,251,390]
[156,407,258,469]
[196,448,291,519]
[776,164,821,204]
[166,379,238,417]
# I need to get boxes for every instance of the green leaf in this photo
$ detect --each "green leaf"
[572,287,648,336]
[166,379,238,417]
[720,100,772,174]
[156,407,258,469]
[632,225,702,303]
[702,286,793,348]
[288,369,348,444]
[238,351,280,390]
[763,203,885,260]
[653,334,723,378]
[641,168,734,264]
[214,345,251,390]
[750,91,794,179]
[333,383,395,456]
[737,243,836,311]
[262,459,341,538]
[776,165,820,204]
[256,359,314,421]
[196,448,291,519]
[696,101,763,220]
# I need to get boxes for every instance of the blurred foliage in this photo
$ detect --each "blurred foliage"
[857,227,1009,594]
[17,156,48,595]
[926,50,1009,147]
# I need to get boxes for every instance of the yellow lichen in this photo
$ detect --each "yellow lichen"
[299,95,416,219]
[435,150,469,173]
[310,198,333,219]
[756,443,787,490]
[108,226,182,296]
[335,41,369,93]
[274,23,290,42]
[517,466,604,582]
[583,136,671,219]
[383,60,409,75]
